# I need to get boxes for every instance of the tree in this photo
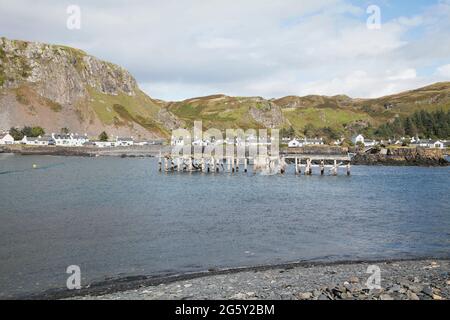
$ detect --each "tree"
[61,127,70,134]
[9,127,23,140]
[30,126,45,137]
[303,124,316,137]
[21,126,33,137]
[99,131,108,141]
[404,117,417,137]
[280,126,295,138]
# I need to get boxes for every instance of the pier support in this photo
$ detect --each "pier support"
[158,153,162,172]
[320,160,324,176]
[347,163,351,176]
[244,158,248,173]
[332,160,337,176]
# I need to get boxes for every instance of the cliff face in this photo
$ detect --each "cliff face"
[1,37,449,140]
[0,37,173,139]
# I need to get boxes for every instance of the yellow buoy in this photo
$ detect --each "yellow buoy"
[32,164,37,169]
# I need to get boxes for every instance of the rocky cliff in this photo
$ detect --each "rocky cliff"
[0,37,176,139]
[1,37,450,139]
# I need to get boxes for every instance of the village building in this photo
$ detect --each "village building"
[288,138,324,148]
[116,137,134,146]
[22,135,55,146]
[411,139,445,149]
[351,134,365,145]
[92,141,116,148]
[0,132,15,145]
[51,133,89,147]
[410,139,446,149]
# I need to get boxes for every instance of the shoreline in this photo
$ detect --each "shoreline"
[1,145,449,166]
[15,257,450,300]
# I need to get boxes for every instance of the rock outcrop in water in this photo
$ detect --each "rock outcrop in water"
[351,148,448,166]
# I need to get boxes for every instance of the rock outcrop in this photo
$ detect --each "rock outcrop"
[351,148,448,166]
[0,37,171,139]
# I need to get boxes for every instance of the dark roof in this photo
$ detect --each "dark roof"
[53,134,71,139]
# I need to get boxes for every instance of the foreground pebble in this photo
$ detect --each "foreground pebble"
[70,260,450,300]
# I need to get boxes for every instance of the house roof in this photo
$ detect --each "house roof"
[117,137,133,141]
[53,134,72,139]
[0,133,12,139]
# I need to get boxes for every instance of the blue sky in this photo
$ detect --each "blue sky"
[1,0,450,100]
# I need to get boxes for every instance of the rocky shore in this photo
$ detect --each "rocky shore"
[66,259,449,300]
[351,147,449,166]
[0,145,169,157]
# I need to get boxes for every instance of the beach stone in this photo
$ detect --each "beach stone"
[407,291,420,300]
[318,294,329,300]
[390,284,401,292]
[349,276,359,284]
[231,293,247,299]
[432,294,443,300]
[297,292,313,300]
[380,294,394,300]
[421,286,433,297]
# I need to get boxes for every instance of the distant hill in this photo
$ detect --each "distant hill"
[1,37,449,139]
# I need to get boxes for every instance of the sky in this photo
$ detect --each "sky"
[1,0,450,101]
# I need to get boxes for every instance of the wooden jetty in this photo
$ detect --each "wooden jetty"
[158,152,352,176]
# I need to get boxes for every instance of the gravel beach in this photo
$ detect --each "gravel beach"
[69,259,450,300]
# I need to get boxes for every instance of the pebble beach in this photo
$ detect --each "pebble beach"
[69,259,450,300]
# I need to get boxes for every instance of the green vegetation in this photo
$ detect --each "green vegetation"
[87,87,168,136]
[168,97,266,130]
[374,110,450,139]
[9,126,45,140]
[99,131,108,141]
[43,97,62,112]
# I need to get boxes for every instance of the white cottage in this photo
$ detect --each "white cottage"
[116,137,134,146]
[0,133,15,145]
[23,135,54,146]
[52,133,89,146]
[288,139,301,148]
[352,134,365,145]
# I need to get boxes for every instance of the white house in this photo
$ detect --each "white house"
[288,137,324,148]
[411,139,445,149]
[352,134,365,145]
[22,135,54,146]
[0,133,15,145]
[363,139,378,147]
[433,140,445,149]
[288,138,301,148]
[116,137,134,146]
[51,133,89,146]
[92,141,116,148]
[303,138,324,146]
[171,136,185,146]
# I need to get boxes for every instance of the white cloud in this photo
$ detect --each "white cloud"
[436,64,450,77]
[0,0,450,100]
